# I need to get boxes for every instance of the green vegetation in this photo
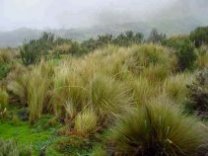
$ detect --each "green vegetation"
[0,139,19,156]
[190,26,208,47]
[0,26,208,155]
[186,69,208,118]
[106,103,206,156]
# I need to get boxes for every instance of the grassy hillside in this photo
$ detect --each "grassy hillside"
[1,27,208,155]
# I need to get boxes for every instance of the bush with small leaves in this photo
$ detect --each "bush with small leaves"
[187,69,208,118]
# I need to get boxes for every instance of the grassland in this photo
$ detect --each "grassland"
[0,28,208,155]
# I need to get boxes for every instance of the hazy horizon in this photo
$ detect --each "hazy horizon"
[0,0,208,47]
[1,0,180,31]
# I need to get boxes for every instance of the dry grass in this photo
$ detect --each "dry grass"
[108,103,206,156]
[0,88,8,108]
[74,109,97,136]
[163,73,193,103]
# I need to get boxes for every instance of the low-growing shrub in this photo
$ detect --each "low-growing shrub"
[186,69,208,117]
[0,64,11,80]
[55,136,91,155]
[91,146,107,156]
[190,26,208,47]
[176,40,197,71]
[20,32,54,65]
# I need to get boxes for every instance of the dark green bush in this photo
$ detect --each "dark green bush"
[0,63,11,79]
[69,41,87,56]
[147,28,166,43]
[190,26,208,47]
[162,35,190,49]
[20,32,54,65]
[176,40,196,71]
[113,31,143,46]
[162,36,197,71]
[187,69,208,118]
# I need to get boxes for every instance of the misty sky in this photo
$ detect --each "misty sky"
[0,0,179,31]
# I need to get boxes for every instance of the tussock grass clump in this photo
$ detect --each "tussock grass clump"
[164,73,192,103]
[0,139,19,156]
[7,73,28,106]
[7,63,29,105]
[91,146,107,156]
[89,74,131,115]
[0,49,13,64]
[65,100,77,122]
[0,88,8,108]
[52,62,88,117]
[107,103,206,156]
[74,109,97,136]
[27,63,52,124]
[126,77,158,105]
[8,61,53,123]
[125,44,175,76]
[0,88,8,119]
[196,45,208,69]
[142,64,170,83]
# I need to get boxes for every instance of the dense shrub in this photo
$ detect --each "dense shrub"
[0,64,11,80]
[69,41,87,56]
[20,32,54,65]
[175,39,196,71]
[81,31,143,53]
[113,31,143,46]
[147,28,166,43]
[190,26,208,47]
[162,36,198,72]
[162,35,190,49]
[186,69,208,117]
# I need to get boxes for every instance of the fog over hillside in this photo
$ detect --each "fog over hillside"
[0,0,208,47]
